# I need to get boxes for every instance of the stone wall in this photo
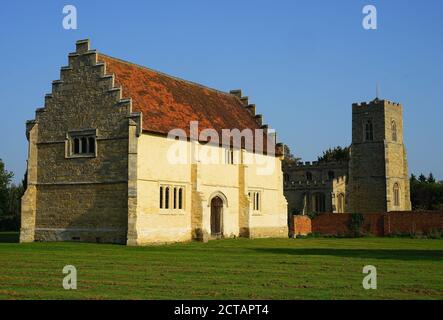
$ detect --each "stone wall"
[21,39,139,244]
[349,99,411,213]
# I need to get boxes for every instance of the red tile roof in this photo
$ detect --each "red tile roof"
[97,54,280,155]
[98,54,262,136]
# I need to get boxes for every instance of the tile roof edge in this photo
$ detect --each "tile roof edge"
[97,52,241,100]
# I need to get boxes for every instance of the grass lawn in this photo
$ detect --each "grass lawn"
[0,233,442,300]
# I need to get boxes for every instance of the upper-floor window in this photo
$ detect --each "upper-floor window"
[328,171,335,180]
[160,185,184,211]
[391,120,397,142]
[365,120,374,141]
[66,129,97,158]
[225,148,235,165]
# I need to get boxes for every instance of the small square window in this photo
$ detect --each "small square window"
[66,129,97,158]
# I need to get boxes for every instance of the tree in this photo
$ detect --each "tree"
[428,173,436,184]
[282,145,301,166]
[317,146,350,163]
[418,174,427,183]
[0,159,14,216]
[410,173,443,210]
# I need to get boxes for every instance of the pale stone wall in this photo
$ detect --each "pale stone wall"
[245,152,288,237]
[134,133,288,244]
[332,176,348,213]
[384,102,412,211]
[135,134,193,244]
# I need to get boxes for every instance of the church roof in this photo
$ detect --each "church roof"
[97,54,265,141]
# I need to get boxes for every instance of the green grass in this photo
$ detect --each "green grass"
[0,233,442,300]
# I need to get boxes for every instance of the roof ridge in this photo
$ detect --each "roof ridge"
[98,52,240,100]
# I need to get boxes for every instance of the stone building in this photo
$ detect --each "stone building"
[284,98,412,215]
[20,39,288,245]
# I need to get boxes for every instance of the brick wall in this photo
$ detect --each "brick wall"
[384,211,443,235]
[293,215,311,236]
[292,211,443,236]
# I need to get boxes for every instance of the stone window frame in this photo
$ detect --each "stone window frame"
[364,119,374,141]
[248,190,262,214]
[65,129,98,159]
[393,183,400,207]
[159,183,186,214]
[306,171,313,181]
[224,147,235,165]
[336,193,345,213]
[391,119,398,142]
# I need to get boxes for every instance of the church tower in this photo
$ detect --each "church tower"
[349,98,411,213]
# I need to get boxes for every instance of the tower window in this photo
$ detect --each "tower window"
[365,120,374,141]
[391,120,397,142]
[393,183,400,206]
[306,171,313,181]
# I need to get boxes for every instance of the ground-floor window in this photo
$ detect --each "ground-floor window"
[160,185,185,211]
[249,191,261,212]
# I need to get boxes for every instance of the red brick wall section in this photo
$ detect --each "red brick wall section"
[310,214,350,236]
[385,211,443,235]
[293,212,443,236]
[292,215,311,236]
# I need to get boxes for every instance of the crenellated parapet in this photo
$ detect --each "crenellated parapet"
[352,98,402,112]
[286,160,348,169]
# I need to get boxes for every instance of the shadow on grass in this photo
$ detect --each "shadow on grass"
[251,248,443,261]
[0,232,19,243]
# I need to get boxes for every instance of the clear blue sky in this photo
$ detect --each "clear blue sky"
[0,0,442,183]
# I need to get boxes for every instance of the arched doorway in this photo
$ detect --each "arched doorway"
[210,196,223,236]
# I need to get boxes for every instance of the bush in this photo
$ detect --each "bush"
[307,211,317,220]
[348,213,364,237]
[0,215,20,232]
[428,228,443,239]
